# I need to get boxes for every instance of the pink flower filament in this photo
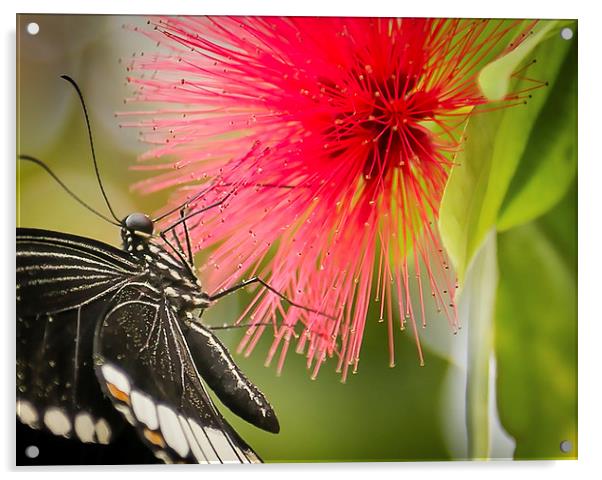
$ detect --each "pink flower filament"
[123,17,540,380]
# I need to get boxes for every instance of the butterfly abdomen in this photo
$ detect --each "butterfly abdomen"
[184,322,280,434]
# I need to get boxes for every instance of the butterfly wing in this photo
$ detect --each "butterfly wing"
[17,227,143,316]
[17,303,126,445]
[94,285,262,464]
[16,228,143,444]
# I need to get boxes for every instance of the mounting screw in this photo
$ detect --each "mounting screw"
[26,22,40,35]
[25,445,39,458]
[559,440,573,453]
[560,27,573,40]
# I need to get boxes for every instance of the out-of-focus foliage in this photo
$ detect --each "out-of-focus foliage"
[439,21,577,460]
[17,15,164,246]
[496,182,577,459]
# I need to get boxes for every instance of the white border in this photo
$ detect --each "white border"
[6,0,584,18]
[2,1,599,479]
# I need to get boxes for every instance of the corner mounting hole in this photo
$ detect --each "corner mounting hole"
[559,440,573,453]
[560,27,573,40]
[26,22,40,36]
[25,445,39,459]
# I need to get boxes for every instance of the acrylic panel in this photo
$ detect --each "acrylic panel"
[16,14,577,465]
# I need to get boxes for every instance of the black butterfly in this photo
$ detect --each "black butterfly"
[16,76,323,464]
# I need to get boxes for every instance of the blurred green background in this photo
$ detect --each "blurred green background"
[16,15,577,462]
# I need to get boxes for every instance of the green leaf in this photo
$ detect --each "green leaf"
[495,183,577,459]
[439,23,573,283]
[497,39,577,230]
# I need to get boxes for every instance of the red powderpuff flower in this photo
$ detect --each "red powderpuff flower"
[124,17,536,380]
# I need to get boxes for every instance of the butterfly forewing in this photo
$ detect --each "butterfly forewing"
[17,228,143,315]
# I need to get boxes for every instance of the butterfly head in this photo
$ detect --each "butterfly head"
[123,213,154,236]
[121,213,154,250]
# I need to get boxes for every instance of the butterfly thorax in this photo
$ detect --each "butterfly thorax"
[121,227,211,317]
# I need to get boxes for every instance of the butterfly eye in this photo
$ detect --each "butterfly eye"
[124,213,154,236]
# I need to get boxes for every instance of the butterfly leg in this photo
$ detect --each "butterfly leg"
[159,208,196,272]
[179,207,194,266]
[167,209,193,264]
[208,277,334,319]
[161,179,306,238]
[169,226,184,256]
[161,193,233,236]
[159,232,190,273]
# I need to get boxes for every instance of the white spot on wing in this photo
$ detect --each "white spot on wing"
[179,415,207,463]
[101,363,130,394]
[44,407,71,437]
[131,390,159,430]
[205,427,243,463]
[74,413,95,443]
[157,404,190,458]
[17,400,38,426]
[188,419,220,464]
[114,403,136,425]
[154,450,173,464]
[95,418,111,444]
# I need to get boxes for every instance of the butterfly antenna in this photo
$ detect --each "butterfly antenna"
[18,155,121,226]
[60,75,120,223]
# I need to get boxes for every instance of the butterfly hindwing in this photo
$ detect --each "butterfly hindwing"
[94,285,262,464]
[17,301,127,444]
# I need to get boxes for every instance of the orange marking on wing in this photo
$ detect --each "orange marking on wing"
[107,383,130,404]
[144,428,166,448]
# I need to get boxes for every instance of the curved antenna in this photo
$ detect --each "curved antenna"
[18,155,121,226]
[60,75,120,223]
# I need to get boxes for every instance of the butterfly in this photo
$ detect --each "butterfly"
[16,76,324,464]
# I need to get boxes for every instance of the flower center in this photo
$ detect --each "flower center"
[323,71,438,183]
